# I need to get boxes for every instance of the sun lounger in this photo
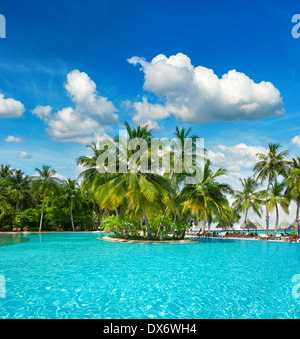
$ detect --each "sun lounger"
[258,234,269,240]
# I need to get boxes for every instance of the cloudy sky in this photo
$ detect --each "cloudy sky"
[1,0,300,227]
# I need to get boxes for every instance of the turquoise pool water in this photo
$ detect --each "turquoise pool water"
[0,232,300,319]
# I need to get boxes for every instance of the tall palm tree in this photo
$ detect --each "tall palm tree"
[78,123,173,238]
[286,157,300,235]
[266,181,290,237]
[60,179,81,232]
[180,160,232,233]
[254,143,290,234]
[156,126,202,237]
[32,165,60,232]
[232,177,263,223]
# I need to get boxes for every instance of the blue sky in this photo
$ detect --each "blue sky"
[1,0,300,192]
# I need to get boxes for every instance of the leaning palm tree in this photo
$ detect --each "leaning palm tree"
[180,160,232,233]
[254,143,290,234]
[265,181,290,237]
[60,179,82,232]
[232,177,263,223]
[32,165,60,232]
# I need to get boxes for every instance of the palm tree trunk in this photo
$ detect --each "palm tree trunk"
[143,212,151,239]
[39,197,45,233]
[265,205,270,234]
[273,204,279,237]
[70,200,75,232]
[244,209,248,223]
[156,206,169,236]
[265,180,270,234]
[295,203,300,236]
[181,225,186,240]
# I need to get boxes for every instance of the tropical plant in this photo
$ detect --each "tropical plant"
[254,143,290,234]
[0,164,12,180]
[232,177,263,223]
[286,157,300,234]
[31,165,61,232]
[265,181,290,237]
[60,179,81,232]
[7,169,30,212]
[180,160,232,233]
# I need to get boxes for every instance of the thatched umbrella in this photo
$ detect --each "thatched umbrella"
[216,223,233,231]
[240,219,257,233]
[254,221,264,231]
[288,221,300,234]
[278,220,290,234]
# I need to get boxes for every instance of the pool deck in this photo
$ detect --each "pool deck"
[98,236,199,244]
[186,235,300,243]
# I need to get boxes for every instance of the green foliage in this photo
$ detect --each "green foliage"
[0,124,298,237]
[20,208,41,227]
[0,208,15,227]
[102,215,140,236]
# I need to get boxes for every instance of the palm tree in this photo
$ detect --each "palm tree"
[232,177,263,223]
[0,179,9,211]
[286,157,300,235]
[32,165,60,232]
[254,143,290,234]
[266,181,290,237]
[8,169,30,212]
[180,160,232,233]
[0,164,12,180]
[215,206,241,231]
[156,126,202,237]
[60,179,81,232]
[94,171,173,238]
[115,121,153,146]
[78,123,173,238]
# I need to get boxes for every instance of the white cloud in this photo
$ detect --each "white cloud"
[32,105,52,120]
[0,93,25,118]
[291,135,300,147]
[128,53,284,127]
[131,96,169,129]
[4,135,24,143]
[53,173,67,181]
[17,151,32,159]
[33,70,118,143]
[207,143,268,174]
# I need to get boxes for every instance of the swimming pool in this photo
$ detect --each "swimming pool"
[0,232,300,319]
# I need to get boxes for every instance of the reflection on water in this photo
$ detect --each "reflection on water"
[0,234,30,247]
